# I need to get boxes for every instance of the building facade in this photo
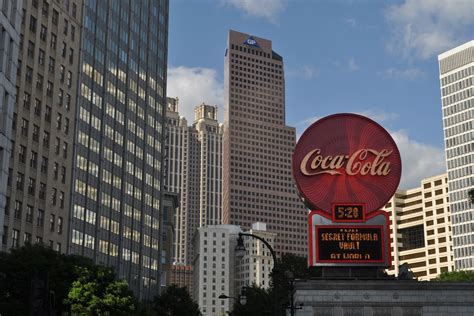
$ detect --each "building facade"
[69,0,169,299]
[236,222,275,289]
[165,98,223,265]
[386,174,454,280]
[193,225,241,316]
[438,41,473,271]
[0,0,21,244]
[3,0,82,252]
[170,264,194,295]
[222,30,307,257]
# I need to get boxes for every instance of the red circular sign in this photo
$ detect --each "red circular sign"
[292,113,401,214]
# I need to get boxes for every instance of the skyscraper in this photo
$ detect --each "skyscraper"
[69,0,169,298]
[0,0,21,246]
[438,40,473,271]
[3,0,82,252]
[223,30,307,256]
[165,98,223,264]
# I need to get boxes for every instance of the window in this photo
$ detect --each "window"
[50,33,57,49]
[63,142,68,158]
[50,214,55,231]
[39,183,46,200]
[40,25,47,41]
[26,205,33,223]
[38,49,45,65]
[69,48,74,64]
[29,15,37,33]
[61,42,66,57]
[23,92,31,109]
[18,145,26,162]
[16,172,24,190]
[21,119,28,136]
[60,65,65,82]
[36,73,43,89]
[11,229,19,247]
[28,177,36,195]
[65,94,71,110]
[71,25,75,41]
[53,163,58,179]
[59,191,64,208]
[24,233,32,244]
[63,18,68,35]
[40,157,48,173]
[45,106,51,122]
[14,200,22,219]
[32,125,39,142]
[25,67,33,82]
[56,113,62,130]
[30,151,38,168]
[58,88,63,105]
[64,118,69,134]
[61,167,66,183]
[34,98,42,116]
[51,188,57,205]
[67,71,72,87]
[55,137,60,154]
[399,225,425,251]
[42,1,49,16]
[52,9,58,25]
[42,131,50,147]
[37,209,45,226]
[46,81,53,97]
[57,217,63,234]
[27,41,34,58]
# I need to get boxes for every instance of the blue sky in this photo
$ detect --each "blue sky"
[167,0,473,189]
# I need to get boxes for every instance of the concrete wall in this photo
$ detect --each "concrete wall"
[294,279,474,316]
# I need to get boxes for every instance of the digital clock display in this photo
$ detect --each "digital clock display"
[332,204,365,222]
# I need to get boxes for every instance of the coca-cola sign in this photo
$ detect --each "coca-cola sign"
[292,113,401,215]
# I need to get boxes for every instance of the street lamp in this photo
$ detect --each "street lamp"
[234,232,278,316]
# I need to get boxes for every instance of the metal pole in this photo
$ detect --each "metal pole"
[238,233,278,316]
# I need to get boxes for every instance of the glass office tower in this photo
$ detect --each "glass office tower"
[70,0,169,298]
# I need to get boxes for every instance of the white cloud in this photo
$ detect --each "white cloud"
[383,67,425,79]
[390,130,446,189]
[348,57,359,71]
[167,66,224,123]
[386,0,474,59]
[344,18,357,27]
[288,65,319,79]
[356,109,399,123]
[221,0,285,23]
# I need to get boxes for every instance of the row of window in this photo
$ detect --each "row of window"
[4,199,63,232]
[3,226,62,252]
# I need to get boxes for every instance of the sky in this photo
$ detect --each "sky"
[167,0,474,189]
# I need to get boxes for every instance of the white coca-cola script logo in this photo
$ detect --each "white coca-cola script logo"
[300,149,393,176]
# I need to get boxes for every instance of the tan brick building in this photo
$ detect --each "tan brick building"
[386,174,454,280]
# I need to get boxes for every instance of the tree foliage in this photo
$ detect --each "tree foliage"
[65,266,136,315]
[435,270,474,281]
[153,285,200,316]
[0,244,94,315]
[232,285,271,316]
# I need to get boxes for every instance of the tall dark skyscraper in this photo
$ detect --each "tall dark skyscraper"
[223,30,307,256]
[69,0,169,299]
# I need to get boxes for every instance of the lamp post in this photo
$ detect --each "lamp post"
[218,294,236,315]
[240,286,271,315]
[235,232,278,316]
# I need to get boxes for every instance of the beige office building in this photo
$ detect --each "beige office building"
[165,98,223,264]
[386,174,454,280]
[3,0,82,252]
[223,30,307,257]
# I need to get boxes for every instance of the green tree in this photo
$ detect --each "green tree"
[435,270,474,281]
[0,244,94,315]
[232,285,271,316]
[65,266,136,315]
[153,285,200,315]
